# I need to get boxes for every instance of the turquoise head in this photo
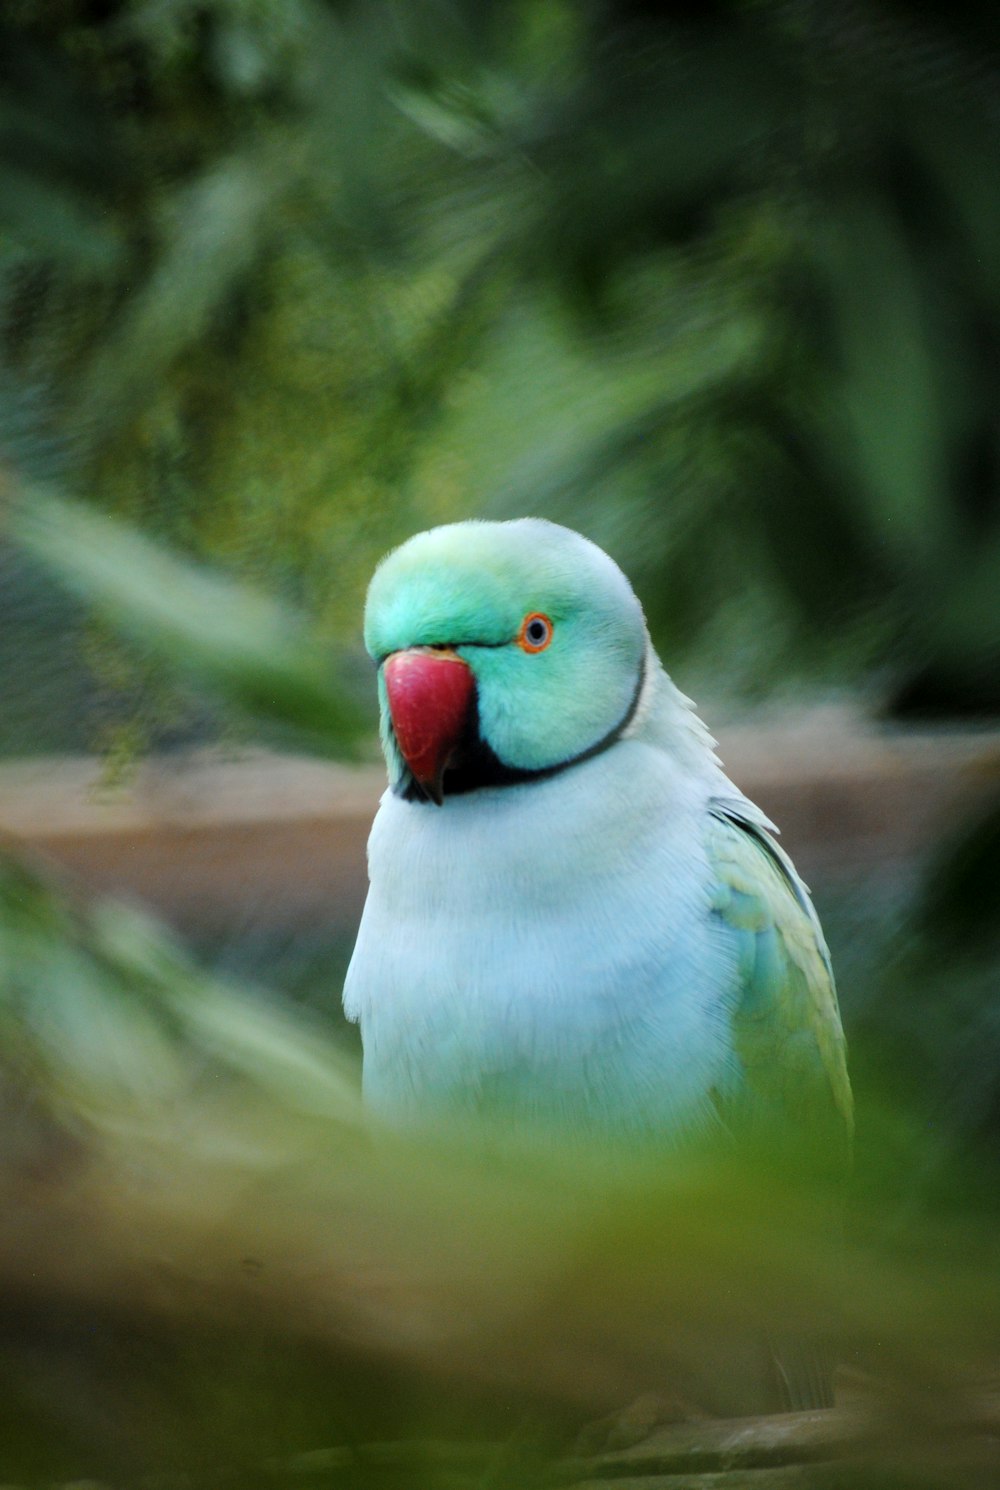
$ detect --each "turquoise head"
[364,519,648,803]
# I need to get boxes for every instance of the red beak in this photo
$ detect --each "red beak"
[383,648,475,805]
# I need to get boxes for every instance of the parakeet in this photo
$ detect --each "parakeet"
[343,518,851,1409]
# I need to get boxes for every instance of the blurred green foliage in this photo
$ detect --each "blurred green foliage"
[2,0,1000,723]
[13,488,366,755]
[1,1,1000,1484]
[0,849,998,1488]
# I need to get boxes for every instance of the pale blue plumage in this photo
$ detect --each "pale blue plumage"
[344,520,850,1162]
[348,695,734,1131]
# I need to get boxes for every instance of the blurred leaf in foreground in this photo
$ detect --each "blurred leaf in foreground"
[0,849,997,1484]
[6,486,368,757]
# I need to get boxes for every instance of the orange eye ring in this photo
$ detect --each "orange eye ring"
[517,612,554,653]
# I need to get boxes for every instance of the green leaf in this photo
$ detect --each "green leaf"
[9,488,366,755]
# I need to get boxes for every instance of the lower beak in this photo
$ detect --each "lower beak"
[383,648,474,805]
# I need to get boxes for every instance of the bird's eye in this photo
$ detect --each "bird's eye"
[517,612,554,653]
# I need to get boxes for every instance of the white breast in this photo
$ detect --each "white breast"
[343,737,739,1137]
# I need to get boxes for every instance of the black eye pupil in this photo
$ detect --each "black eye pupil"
[527,620,547,643]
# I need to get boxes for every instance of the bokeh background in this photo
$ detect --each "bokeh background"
[1,2,999,1486]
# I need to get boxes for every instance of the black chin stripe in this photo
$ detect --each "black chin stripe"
[397,652,647,803]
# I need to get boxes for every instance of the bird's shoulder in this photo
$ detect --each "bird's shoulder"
[704,798,853,1158]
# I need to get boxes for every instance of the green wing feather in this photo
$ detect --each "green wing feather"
[707,805,853,1171]
[706,806,853,1412]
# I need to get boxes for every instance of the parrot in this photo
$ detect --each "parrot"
[343,518,852,1413]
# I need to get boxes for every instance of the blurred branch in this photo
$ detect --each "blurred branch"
[6,1398,1000,1488]
[563,1405,871,1480]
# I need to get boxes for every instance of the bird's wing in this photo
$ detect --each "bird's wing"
[706,802,853,1413]
[706,801,853,1168]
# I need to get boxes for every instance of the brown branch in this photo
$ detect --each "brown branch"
[558,1408,867,1480]
[560,1392,1000,1483]
[563,1470,821,1490]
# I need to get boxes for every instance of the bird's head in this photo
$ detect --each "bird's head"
[364,519,648,804]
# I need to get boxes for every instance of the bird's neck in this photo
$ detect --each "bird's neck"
[625,646,725,784]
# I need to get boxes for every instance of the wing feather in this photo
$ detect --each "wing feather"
[706,804,852,1411]
[707,804,853,1167]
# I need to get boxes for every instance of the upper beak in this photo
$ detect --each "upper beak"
[383,648,475,805]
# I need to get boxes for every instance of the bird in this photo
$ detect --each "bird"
[343,517,852,1413]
